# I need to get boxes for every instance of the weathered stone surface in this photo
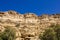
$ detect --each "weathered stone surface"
[0,11,60,40]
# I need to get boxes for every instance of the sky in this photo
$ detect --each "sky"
[0,0,60,16]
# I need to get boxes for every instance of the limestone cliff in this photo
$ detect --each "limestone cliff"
[0,10,60,40]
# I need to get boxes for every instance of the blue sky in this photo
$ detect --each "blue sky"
[0,0,60,16]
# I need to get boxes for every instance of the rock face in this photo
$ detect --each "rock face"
[0,10,60,40]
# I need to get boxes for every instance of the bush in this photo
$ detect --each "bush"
[0,26,16,40]
[0,37,2,40]
[39,24,60,40]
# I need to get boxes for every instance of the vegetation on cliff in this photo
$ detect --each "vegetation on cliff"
[0,26,16,40]
[39,24,60,40]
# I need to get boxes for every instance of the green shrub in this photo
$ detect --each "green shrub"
[39,24,60,40]
[0,26,16,40]
[0,37,2,40]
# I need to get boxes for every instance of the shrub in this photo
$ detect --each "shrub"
[0,26,16,40]
[39,24,60,40]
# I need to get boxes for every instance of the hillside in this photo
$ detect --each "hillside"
[0,10,60,40]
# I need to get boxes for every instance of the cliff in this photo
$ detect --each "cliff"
[0,10,60,40]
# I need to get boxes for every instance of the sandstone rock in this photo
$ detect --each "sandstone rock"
[0,11,60,40]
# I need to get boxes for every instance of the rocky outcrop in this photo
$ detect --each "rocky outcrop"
[0,10,60,40]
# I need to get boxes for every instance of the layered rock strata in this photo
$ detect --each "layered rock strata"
[0,11,60,40]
